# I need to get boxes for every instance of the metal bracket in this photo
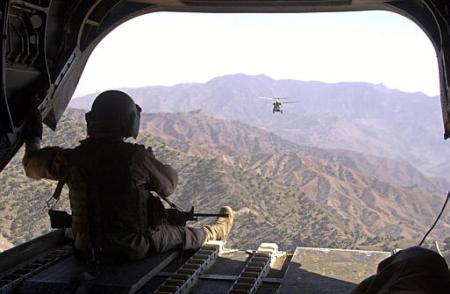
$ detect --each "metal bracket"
[228,243,282,294]
[154,241,223,294]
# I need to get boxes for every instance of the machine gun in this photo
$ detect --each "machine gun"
[47,183,228,228]
[48,207,228,228]
[157,192,228,226]
[166,206,228,226]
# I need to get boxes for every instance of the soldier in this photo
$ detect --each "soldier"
[22,90,234,262]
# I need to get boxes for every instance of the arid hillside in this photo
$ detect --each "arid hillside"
[136,111,450,244]
[1,109,449,254]
[70,74,449,179]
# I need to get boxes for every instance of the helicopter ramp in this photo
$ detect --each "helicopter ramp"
[0,232,392,293]
[278,247,391,294]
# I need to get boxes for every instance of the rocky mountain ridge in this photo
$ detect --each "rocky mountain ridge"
[66,108,450,243]
[1,109,449,253]
[70,74,450,179]
[136,110,448,193]
[134,110,450,242]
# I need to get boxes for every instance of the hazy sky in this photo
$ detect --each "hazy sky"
[74,11,440,97]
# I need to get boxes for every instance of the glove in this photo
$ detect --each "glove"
[23,105,43,140]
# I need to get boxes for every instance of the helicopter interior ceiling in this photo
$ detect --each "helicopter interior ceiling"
[0,0,449,171]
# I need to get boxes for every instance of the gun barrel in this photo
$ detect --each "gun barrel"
[194,213,229,218]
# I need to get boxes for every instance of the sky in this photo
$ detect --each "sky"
[74,11,440,98]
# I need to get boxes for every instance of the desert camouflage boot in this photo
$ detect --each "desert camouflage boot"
[204,206,234,242]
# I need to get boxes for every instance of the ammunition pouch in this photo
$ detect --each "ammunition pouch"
[48,209,72,228]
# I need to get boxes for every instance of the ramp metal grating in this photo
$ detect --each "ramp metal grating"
[228,243,279,294]
[0,246,71,293]
[154,241,223,294]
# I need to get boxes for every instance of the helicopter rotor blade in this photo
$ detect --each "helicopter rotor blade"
[257,96,277,100]
[279,97,301,100]
[257,96,301,102]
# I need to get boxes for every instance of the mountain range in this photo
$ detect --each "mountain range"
[2,75,450,255]
[41,109,450,247]
[134,110,450,241]
[0,114,357,251]
[71,74,450,180]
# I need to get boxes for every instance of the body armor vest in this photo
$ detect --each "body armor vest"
[67,138,149,242]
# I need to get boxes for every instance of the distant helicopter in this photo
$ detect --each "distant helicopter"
[257,97,299,114]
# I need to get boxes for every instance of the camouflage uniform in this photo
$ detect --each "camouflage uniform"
[23,137,206,260]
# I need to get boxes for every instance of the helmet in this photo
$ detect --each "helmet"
[85,90,141,138]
